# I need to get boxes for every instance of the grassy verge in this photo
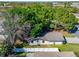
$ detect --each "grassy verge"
[23,43,79,57]
[23,43,51,48]
[15,52,27,57]
[51,43,79,57]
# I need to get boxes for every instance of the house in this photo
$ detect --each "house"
[71,2,79,8]
[52,2,64,7]
[28,52,76,57]
[29,31,65,45]
[0,19,8,43]
[73,13,79,19]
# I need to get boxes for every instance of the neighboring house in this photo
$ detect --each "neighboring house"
[0,6,13,8]
[0,25,4,33]
[73,13,79,19]
[0,25,7,43]
[29,31,65,45]
[0,18,7,43]
[52,2,64,7]
[0,35,8,43]
[71,2,79,8]
[29,52,76,57]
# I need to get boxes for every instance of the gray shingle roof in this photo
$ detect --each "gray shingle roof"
[42,31,64,42]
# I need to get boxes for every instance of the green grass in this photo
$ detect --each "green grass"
[51,43,79,57]
[23,43,51,48]
[15,52,27,57]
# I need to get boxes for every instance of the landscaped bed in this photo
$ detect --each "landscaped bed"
[64,34,76,37]
[62,31,76,37]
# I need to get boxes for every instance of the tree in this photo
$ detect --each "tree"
[1,11,28,56]
[0,41,14,56]
[64,13,77,31]
[7,3,78,38]
[2,12,19,45]
[30,23,43,37]
[64,2,72,8]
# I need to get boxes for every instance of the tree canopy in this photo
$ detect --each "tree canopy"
[6,3,78,38]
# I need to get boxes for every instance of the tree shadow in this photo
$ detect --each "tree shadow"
[63,36,67,44]
[69,26,78,33]
[39,28,53,37]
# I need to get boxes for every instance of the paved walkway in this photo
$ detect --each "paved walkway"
[66,37,79,43]
[14,48,59,52]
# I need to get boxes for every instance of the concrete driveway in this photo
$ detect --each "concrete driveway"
[75,25,79,38]
[66,37,79,43]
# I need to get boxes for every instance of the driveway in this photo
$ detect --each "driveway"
[66,37,79,44]
[75,25,79,38]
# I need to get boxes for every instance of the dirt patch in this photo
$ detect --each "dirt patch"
[24,45,52,48]
[53,29,69,36]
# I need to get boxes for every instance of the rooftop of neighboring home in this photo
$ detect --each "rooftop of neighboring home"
[27,31,65,42]
[29,52,76,57]
[41,31,65,42]
[71,2,79,8]
[28,31,65,42]
[73,13,79,19]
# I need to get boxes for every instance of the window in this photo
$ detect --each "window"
[37,40,39,42]
[31,41,33,43]
[43,40,44,43]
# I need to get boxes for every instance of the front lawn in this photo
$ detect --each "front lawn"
[15,52,27,57]
[16,43,79,57]
[23,43,79,57]
[51,43,79,57]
